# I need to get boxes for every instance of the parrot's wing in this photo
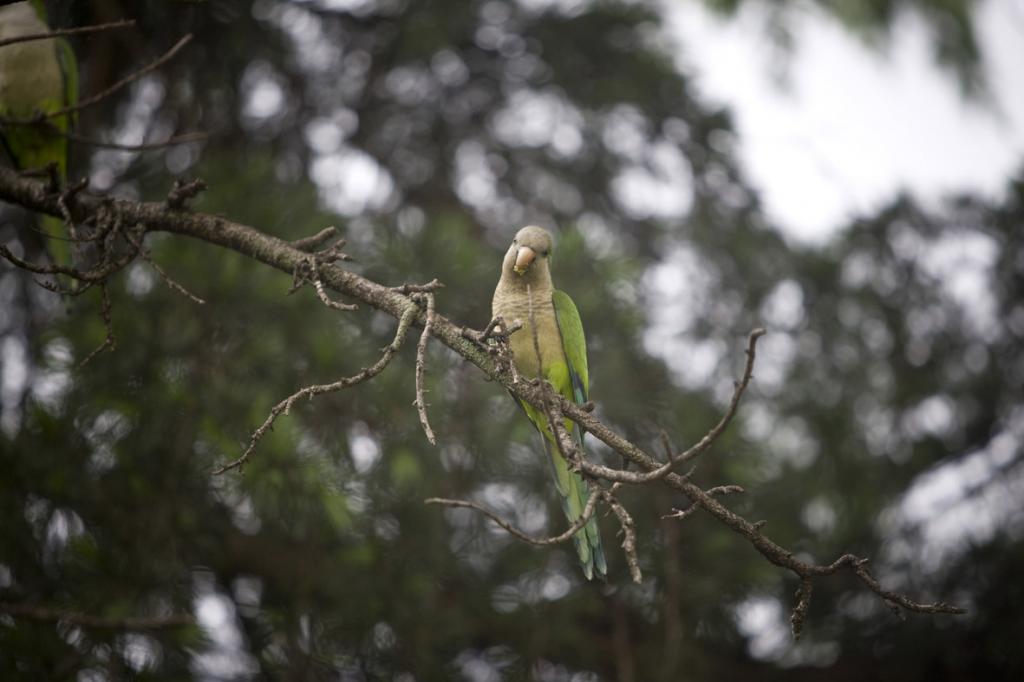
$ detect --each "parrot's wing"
[552,289,589,406]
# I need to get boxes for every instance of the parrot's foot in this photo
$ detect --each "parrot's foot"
[463,317,523,383]
[463,316,523,347]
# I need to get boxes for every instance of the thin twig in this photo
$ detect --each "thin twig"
[790,578,813,640]
[288,247,357,309]
[124,230,205,304]
[602,486,641,583]
[391,279,444,295]
[849,557,961,615]
[66,130,207,151]
[413,293,437,445]
[213,303,419,475]
[0,19,135,49]
[8,123,205,153]
[290,226,338,253]
[165,177,206,209]
[605,329,766,484]
[425,486,603,546]
[663,485,745,521]
[78,283,115,368]
[144,255,205,304]
[311,262,357,311]
[0,602,192,630]
[673,328,766,465]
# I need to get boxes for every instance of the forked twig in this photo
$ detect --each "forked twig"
[123,230,205,304]
[425,486,602,546]
[662,485,745,521]
[214,303,419,475]
[78,283,115,368]
[413,292,437,445]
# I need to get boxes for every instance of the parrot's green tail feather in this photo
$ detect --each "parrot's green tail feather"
[540,432,607,581]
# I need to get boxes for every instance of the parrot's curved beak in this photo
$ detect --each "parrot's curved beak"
[513,246,536,275]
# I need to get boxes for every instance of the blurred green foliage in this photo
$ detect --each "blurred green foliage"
[0,0,1021,679]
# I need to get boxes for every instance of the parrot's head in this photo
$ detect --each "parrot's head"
[507,225,553,276]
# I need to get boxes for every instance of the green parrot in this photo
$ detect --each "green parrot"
[492,225,608,580]
[0,0,78,264]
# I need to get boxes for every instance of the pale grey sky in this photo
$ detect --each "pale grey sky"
[665,0,1024,243]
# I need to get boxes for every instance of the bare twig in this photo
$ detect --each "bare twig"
[57,177,89,232]
[290,226,339,253]
[288,240,356,310]
[592,329,766,484]
[662,485,745,521]
[310,263,357,310]
[602,486,641,583]
[78,283,115,368]
[144,254,205,304]
[314,240,352,265]
[413,292,437,445]
[790,578,813,640]
[673,328,766,465]
[124,230,205,304]
[65,130,207,151]
[213,303,419,475]
[5,119,205,153]
[391,279,444,295]
[165,177,206,209]
[425,485,602,546]
[0,602,192,631]
[0,19,135,49]
[848,556,960,615]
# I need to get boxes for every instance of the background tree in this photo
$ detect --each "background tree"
[1,0,1021,679]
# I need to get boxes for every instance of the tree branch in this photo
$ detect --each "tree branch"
[0,167,965,626]
[0,19,135,49]
[212,303,420,475]
[425,484,603,546]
